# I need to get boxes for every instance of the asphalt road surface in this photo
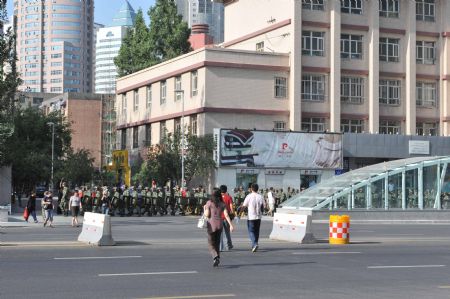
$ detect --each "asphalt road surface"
[1,215,450,299]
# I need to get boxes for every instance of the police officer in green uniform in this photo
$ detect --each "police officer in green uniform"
[185,188,192,215]
[122,186,131,216]
[164,186,173,216]
[83,186,92,213]
[93,186,101,213]
[61,182,69,216]
[174,185,182,215]
[157,187,166,215]
[150,186,158,216]
[131,186,139,216]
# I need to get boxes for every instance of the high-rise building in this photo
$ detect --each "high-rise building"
[14,0,94,93]
[94,0,136,94]
[176,0,224,44]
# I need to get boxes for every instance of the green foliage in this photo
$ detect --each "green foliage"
[55,148,95,188]
[6,108,71,194]
[115,0,191,77]
[136,131,215,187]
[0,0,22,165]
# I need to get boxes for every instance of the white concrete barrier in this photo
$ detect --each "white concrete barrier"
[78,212,115,246]
[269,212,316,244]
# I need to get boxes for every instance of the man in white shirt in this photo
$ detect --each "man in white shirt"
[267,187,275,217]
[243,183,266,252]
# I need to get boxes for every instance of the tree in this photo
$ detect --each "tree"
[136,131,215,187]
[114,9,155,77]
[115,0,191,77]
[0,0,22,165]
[55,148,95,188]
[6,108,71,194]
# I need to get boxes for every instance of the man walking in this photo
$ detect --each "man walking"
[220,185,234,251]
[243,183,265,252]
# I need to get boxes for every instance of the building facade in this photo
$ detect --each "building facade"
[176,0,224,43]
[116,0,450,190]
[94,1,136,94]
[14,0,94,93]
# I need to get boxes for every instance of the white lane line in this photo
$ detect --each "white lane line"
[368,265,446,269]
[141,294,236,299]
[383,234,425,236]
[55,256,142,260]
[293,251,361,255]
[98,271,198,277]
[353,230,375,233]
[438,286,450,289]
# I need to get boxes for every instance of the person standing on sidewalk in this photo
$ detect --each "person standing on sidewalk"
[220,185,234,251]
[26,192,38,223]
[243,183,265,252]
[69,191,82,227]
[203,189,234,267]
[42,191,54,227]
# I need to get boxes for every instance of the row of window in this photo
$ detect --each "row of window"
[301,117,438,136]
[121,116,199,150]
[302,31,437,64]
[302,0,436,21]
[301,74,437,107]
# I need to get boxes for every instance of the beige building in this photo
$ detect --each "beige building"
[116,0,450,183]
[14,0,94,93]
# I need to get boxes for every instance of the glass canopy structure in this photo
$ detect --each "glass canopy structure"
[281,156,450,211]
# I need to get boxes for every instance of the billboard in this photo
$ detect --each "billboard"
[215,129,343,169]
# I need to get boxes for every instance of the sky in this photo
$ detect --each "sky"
[7,0,155,26]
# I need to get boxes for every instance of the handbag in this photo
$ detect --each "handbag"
[197,215,207,229]
[23,207,29,221]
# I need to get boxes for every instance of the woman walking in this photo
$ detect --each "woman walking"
[69,191,82,227]
[42,191,54,227]
[25,192,38,223]
[203,189,234,267]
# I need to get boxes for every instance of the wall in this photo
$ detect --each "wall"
[0,166,11,205]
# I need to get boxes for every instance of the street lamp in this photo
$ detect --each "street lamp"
[47,122,55,192]
[174,89,185,189]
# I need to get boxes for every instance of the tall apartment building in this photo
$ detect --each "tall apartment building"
[14,0,94,93]
[94,1,136,94]
[176,0,224,43]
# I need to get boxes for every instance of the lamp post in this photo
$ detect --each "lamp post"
[47,122,55,192]
[174,89,185,189]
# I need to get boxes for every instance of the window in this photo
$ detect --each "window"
[416,41,436,65]
[146,85,152,109]
[416,0,435,22]
[341,34,363,59]
[379,0,399,18]
[379,120,400,134]
[416,122,438,136]
[191,71,198,96]
[379,38,399,62]
[256,41,264,52]
[301,117,325,132]
[160,80,166,104]
[175,76,182,101]
[133,89,139,111]
[416,82,437,107]
[121,129,127,150]
[302,31,324,56]
[190,115,198,135]
[121,94,127,114]
[302,0,324,10]
[174,118,181,134]
[302,74,326,101]
[341,0,362,15]
[341,77,364,104]
[274,121,287,131]
[274,77,287,98]
[160,121,167,142]
[379,80,401,105]
[341,119,364,133]
[144,124,151,146]
[132,127,138,149]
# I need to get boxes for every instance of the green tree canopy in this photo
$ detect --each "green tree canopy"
[115,0,191,77]
[0,0,22,165]
[55,148,95,188]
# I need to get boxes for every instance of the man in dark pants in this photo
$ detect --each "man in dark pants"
[220,185,234,251]
[243,183,265,252]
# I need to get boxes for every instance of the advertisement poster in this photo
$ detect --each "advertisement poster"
[218,129,343,169]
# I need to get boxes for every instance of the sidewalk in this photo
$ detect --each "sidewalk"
[0,214,77,228]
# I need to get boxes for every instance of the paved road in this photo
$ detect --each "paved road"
[1,215,450,299]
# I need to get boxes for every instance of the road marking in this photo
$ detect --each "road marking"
[54,256,142,260]
[98,271,198,277]
[368,265,446,269]
[438,286,450,289]
[383,234,425,236]
[292,251,361,255]
[140,294,235,299]
[353,230,375,233]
